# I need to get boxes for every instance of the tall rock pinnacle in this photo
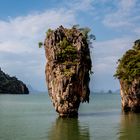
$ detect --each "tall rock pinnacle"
[44,25,93,117]
[115,39,140,112]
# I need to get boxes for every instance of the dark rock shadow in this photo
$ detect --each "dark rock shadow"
[47,117,90,140]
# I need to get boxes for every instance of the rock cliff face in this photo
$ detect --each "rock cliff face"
[44,26,92,117]
[0,68,29,94]
[115,39,140,112]
[120,78,140,112]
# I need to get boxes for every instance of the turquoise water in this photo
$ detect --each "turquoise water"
[0,93,140,140]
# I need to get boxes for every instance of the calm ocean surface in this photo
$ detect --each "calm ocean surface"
[0,93,140,140]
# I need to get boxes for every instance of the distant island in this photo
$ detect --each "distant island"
[0,68,29,94]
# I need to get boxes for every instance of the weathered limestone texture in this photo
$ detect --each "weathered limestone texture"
[120,78,140,112]
[44,26,92,117]
[115,39,140,112]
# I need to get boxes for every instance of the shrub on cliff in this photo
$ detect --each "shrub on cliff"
[114,39,140,84]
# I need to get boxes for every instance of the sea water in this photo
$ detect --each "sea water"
[0,93,140,140]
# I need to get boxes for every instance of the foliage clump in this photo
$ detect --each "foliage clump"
[114,39,140,84]
[57,37,77,63]
[38,42,43,48]
[46,28,53,37]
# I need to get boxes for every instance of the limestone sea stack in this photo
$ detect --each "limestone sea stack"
[44,26,93,117]
[115,39,140,112]
[0,68,29,94]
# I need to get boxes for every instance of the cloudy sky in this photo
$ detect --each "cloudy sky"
[0,0,139,92]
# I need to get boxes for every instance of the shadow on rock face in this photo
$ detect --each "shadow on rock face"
[47,117,90,140]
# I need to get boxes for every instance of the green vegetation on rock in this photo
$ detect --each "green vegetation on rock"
[46,28,53,37]
[38,42,43,48]
[114,39,140,84]
[45,25,94,66]
[57,37,77,63]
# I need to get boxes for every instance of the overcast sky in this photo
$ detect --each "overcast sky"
[0,0,140,92]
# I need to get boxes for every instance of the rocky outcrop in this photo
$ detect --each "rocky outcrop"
[44,26,92,117]
[0,68,29,94]
[115,39,140,112]
[120,78,140,112]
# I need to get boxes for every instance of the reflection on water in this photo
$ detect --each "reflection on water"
[48,117,90,140]
[119,113,140,140]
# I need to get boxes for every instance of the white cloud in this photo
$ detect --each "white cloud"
[90,36,136,90]
[65,0,93,11]
[92,37,134,74]
[0,9,76,53]
[0,9,76,90]
[103,0,140,29]
[120,0,136,11]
